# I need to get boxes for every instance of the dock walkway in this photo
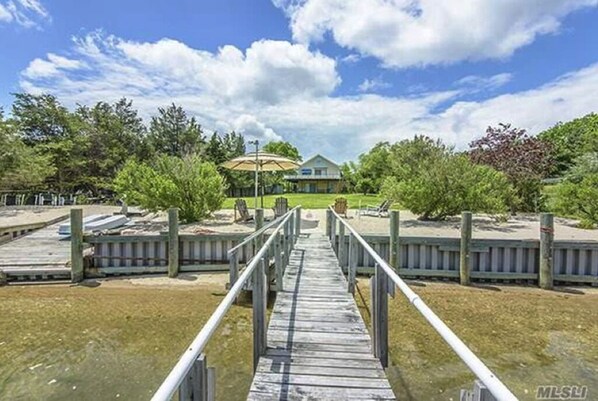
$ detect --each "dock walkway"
[0,221,71,280]
[247,233,396,400]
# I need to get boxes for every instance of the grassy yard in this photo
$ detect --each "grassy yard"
[222,193,390,209]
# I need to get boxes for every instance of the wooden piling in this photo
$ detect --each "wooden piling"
[460,211,472,286]
[168,208,179,278]
[540,213,554,290]
[253,256,267,372]
[338,223,346,267]
[229,250,239,289]
[374,263,389,367]
[70,208,84,282]
[348,235,357,294]
[388,210,399,297]
[275,232,283,292]
[326,209,332,241]
[295,207,301,237]
[255,208,264,249]
[330,213,337,251]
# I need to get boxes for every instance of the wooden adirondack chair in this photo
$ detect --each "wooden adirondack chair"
[334,197,348,217]
[272,197,289,218]
[234,199,253,222]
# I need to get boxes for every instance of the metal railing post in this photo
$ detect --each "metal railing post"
[252,256,267,372]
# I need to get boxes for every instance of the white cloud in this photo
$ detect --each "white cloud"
[274,0,598,68]
[0,0,49,28]
[455,73,513,92]
[341,53,361,63]
[231,114,282,142]
[358,77,391,92]
[19,32,598,161]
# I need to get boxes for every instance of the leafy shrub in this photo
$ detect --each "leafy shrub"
[554,153,598,228]
[114,155,225,223]
[382,154,513,220]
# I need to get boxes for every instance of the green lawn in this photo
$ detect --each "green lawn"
[222,193,389,209]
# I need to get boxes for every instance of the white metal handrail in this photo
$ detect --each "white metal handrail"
[227,212,286,255]
[152,207,299,401]
[328,207,518,401]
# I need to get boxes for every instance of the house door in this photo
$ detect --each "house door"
[309,183,316,193]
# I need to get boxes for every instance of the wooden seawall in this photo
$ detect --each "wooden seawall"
[247,233,396,400]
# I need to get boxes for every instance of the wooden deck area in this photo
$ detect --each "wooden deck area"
[247,233,396,400]
[0,221,71,280]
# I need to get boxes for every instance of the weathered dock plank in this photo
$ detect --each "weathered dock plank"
[247,234,396,400]
[0,222,71,280]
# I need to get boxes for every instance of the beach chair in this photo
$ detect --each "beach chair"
[333,198,348,218]
[272,197,289,218]
[234,199,254,222]
[360,200,392,217]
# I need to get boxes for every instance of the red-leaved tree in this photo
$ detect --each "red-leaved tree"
[469,123,553,212]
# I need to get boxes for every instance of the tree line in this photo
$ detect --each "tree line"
[0,93,300,197]
[341,114,598,226]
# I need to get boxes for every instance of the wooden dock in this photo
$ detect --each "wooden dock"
[0,221,71,281]
[247,233,396,400]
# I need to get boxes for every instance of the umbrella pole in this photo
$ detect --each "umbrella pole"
[253,141,259,211]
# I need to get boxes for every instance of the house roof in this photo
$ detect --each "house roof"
[300,154,340,168]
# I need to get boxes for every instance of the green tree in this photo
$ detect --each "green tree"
[538,113,598,176]
[262,141,302,191]
[0,111,55,189]
[353,142,391,194]
[114,155,225,223]
[382,151,513,220]
[262,141,302,161]
[11,93,72,144]
[148,103,205,157]
[75,99,147,193]
[554,153,598,228]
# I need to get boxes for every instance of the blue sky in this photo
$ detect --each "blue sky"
[1,0,597,161]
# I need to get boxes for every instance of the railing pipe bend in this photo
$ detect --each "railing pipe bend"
[328,207,518,401]
[152,206,300,401]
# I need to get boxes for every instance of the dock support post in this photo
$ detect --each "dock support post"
[374,263,389,367]
[289,213,295,250]
[275,232,283,292]
[207,367,216,401]
[255,208,264,249]
[229,250,239,290]
[539,213,554,290]
[70,208,84,282]
[253,256,267,372]
[388,210,399,297]
[460,211,472,286]
[330,213,337,252]
[326,209,332,241]
[282,221,289,267]
[168,208,179,278]
[295,207,301,237]
[178,354,208,401]
[348,235,357,294]
[338,223,346,267]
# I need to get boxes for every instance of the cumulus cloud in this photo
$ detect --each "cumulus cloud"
[19,32,598,161]
[0,0,49,28]
[274,0,598,68]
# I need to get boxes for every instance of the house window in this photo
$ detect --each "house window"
[301,168,312,175]
[314,168,327,176]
